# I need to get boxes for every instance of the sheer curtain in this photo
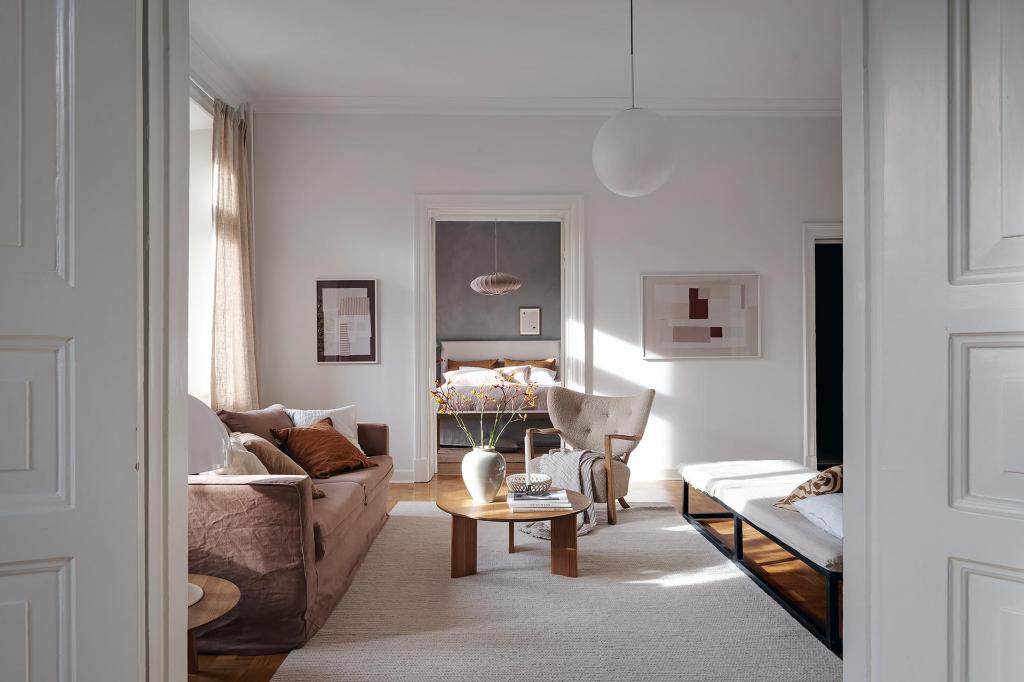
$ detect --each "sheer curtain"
[210,100,259,412]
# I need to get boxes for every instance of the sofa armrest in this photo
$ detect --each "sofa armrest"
[358,423,389,457]
[188,475,317,652]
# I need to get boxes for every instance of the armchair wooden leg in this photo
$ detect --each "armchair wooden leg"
[606,471,618,525]
[618,497,630,509]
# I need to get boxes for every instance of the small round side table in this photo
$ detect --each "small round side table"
[187,574,240,674]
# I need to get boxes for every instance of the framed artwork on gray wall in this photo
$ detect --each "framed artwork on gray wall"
[317,279,378,363]
[641,273,761,359]
[519,307,541,336]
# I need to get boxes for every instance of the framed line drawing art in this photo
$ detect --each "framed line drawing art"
[317,279,378,363]
[641,273,761,359]
[519,307,541,336]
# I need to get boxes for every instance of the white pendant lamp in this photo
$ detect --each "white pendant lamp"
[470,222,522,296]
[592,0,675,198]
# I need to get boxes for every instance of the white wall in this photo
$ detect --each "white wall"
[188,127,214,404]
[252,114,841,481]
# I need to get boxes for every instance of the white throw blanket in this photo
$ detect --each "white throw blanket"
[519,449,599,539]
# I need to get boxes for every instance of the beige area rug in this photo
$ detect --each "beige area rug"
[273,502,841,681]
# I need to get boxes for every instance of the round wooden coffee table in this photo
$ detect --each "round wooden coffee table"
[436,488,591,578]
[187,574,240,673]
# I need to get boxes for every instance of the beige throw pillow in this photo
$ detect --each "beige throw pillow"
[208,438,270,476]
[234,432,326,499]
[775,465,843,510]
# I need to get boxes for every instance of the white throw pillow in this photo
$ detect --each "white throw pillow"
[529,367,558,386]
[208,438,270,476]
[793,493,843,539]
[284,405,363,452]
[499,365,532,384]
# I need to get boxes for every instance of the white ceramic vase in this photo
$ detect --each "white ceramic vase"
[461,447,506,503]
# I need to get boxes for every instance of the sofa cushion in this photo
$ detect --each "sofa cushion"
[311,481,364,560]
[217,404,293,448]
[329,455,394,503]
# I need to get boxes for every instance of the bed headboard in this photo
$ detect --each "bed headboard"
[440,340,560,369]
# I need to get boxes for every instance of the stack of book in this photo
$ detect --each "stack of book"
[507,490,572,512]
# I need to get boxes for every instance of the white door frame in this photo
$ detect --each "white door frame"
[413,195,585,482]
[144,0,189,679]
[841,0,868,677]
[802,222,843,470]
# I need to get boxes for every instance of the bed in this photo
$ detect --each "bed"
[435,340,561,452]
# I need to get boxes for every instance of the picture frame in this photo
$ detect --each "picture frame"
[641,273,761,360]
[519,307,541,336]
[316,279,378,363]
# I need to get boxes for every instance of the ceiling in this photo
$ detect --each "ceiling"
[190,0,841,115]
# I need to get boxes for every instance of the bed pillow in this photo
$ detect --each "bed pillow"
[271,418,377,478]
[442,367,502,386]
[793,493,844,539]
[774,464,843,510]
[498,365,532,384]
[529,367,558,385]
[284,405,363,453]
[217,403,294,448]
[505,358,557,371]
[233,432,326,498]
[446,358,499,371]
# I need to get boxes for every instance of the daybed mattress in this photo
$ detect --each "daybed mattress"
[678,460,844,571]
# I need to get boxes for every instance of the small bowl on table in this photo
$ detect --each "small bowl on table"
[505,473,552,494]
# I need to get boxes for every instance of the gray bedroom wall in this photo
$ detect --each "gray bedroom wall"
[435,221,561,342]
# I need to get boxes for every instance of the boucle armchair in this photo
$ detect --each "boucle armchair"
[526,387,655,524]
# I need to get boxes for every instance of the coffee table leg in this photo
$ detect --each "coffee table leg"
[508,522,515,553]
[550,515,578,577]
[451,515,477,578]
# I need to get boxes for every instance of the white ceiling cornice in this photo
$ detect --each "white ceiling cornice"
[250,95,841,117]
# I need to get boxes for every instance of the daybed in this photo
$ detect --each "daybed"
[678,459,843,655]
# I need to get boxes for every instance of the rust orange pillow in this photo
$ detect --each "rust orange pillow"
[270,418,377,479]
[505,358,557,371]
[446,358,498,371]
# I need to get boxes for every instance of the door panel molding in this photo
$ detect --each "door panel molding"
[950,0,1024,284]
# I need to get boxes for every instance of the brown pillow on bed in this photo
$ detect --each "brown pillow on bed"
[505,358,557,371]
[233,432,326,498]
[775,465,843,510]
[446,358,498,371]
[271,418,377,479]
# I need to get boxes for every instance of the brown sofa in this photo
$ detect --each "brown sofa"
[188,423,393,654]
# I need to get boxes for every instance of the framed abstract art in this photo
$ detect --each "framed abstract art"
[641,273,761,359]
[316,279,378,363]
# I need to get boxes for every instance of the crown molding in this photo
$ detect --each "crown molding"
[188,35,249,107]
[250,95,840,117]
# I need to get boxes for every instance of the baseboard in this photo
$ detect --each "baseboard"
[390,469,417,483]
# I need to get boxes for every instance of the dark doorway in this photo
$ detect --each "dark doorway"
[814,243,843,468]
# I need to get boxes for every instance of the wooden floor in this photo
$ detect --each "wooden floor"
[190,477,832,681]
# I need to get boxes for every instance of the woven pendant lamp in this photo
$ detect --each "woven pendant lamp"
[470,222,522,296]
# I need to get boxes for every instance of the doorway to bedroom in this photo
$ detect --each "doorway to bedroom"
[432,221,564,475]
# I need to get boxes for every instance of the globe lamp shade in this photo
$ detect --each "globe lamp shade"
[592,107,675,197]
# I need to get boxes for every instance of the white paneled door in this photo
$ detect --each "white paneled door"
[861,0,1024,678]
[0,0,146,678]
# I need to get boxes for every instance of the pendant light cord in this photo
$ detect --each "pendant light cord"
[629,0,636,109]
[493,221,499,273]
